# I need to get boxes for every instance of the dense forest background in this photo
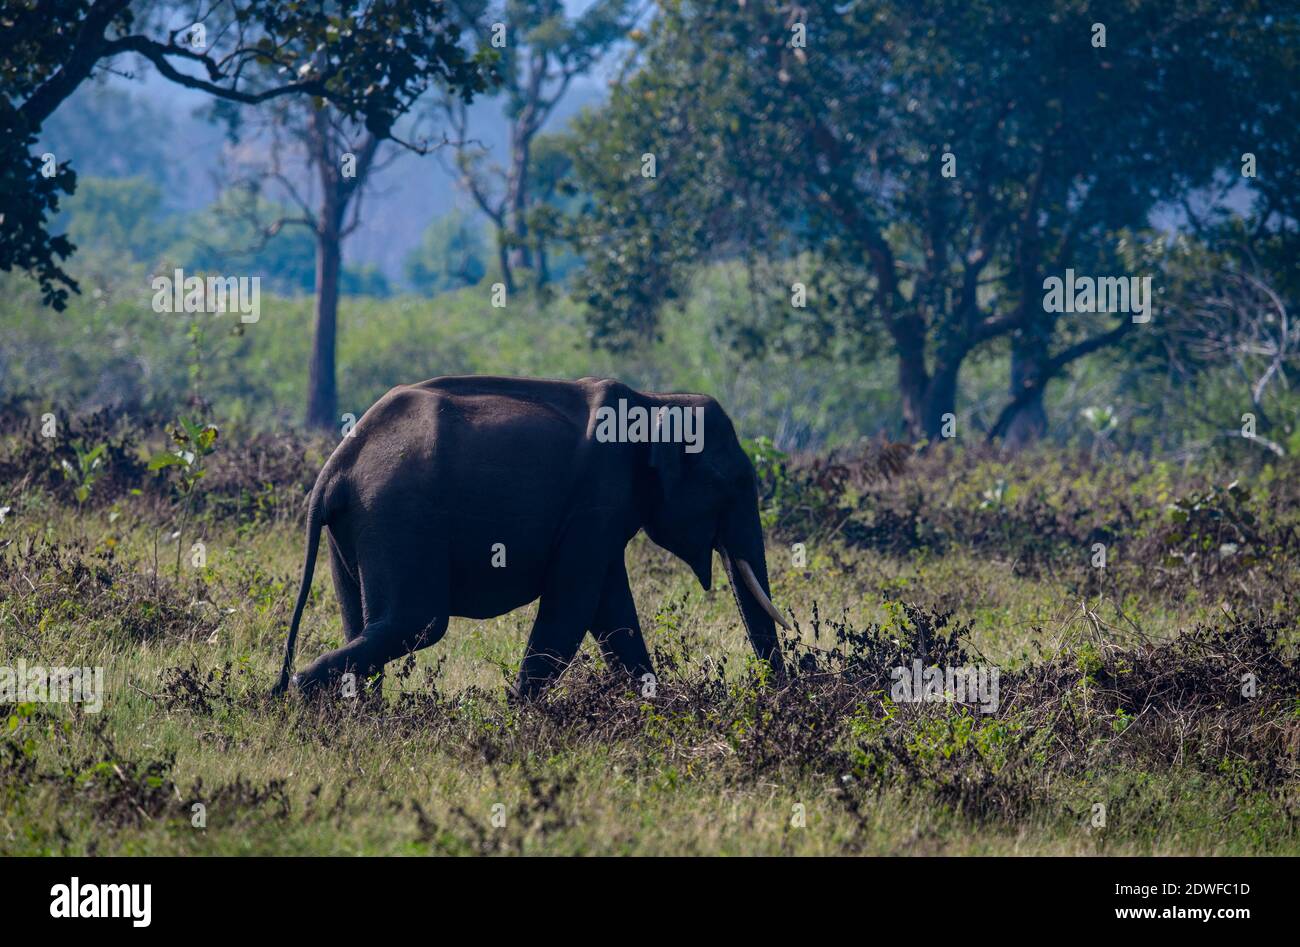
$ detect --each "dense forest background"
[2,0,1296,460]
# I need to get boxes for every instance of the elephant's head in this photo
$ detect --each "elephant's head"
[641,394,790,682]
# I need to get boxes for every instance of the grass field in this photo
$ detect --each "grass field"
[2,416,1298,856]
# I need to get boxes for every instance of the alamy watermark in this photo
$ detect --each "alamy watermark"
[890,660,1000,713]
[595,400,704,453]
[1043,269,1153,323]
[50,878,151,927]
[1,660,104,712]
[151,268,261,323]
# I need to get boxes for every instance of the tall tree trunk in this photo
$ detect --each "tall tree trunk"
[496,235,514,295]
[1001,335,1049,450]
[307,201,342,431]
[895,310,964,442]
[897,357,963,442]
[299,111,380,432]
[504,119,532,278]
[894,304,932,439]
[537,243,550,287]
[903,367,964,441]
[1000,161,1050,451]
[923,360,961,440]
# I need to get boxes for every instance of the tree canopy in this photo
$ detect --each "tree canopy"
[570,0,1297,442]
[2,0,491,308]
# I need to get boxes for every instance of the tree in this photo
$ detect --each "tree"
[2,0,489,309]
[571,0,1290,445]
[440,0,635,291]
[221,102,391,428]
[62,176,170,262]
[38,82,179,189]
[1157,228,1298,456]
[520,129,584,285]
[172,186,319,295]
[405,209,489,294]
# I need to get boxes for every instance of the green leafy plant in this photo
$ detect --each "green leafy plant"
[57,440,107,540]
[58,441,106,506]
[149,416,219,581]
[743,436,795,529]
[1161,480,1262,581]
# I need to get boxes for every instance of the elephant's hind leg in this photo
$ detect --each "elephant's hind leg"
[290,492,457,701]
[326,530,364,643]
[291,615,450,697]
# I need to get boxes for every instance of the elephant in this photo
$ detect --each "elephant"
[273,375,791,701]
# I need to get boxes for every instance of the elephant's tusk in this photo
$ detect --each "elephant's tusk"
[727,552,793,631]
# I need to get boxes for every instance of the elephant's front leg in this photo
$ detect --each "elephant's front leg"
[514,605,589,702]
[588,558,653,683]
[512,538,614,702]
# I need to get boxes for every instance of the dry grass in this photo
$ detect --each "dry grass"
[2,419,1299,855]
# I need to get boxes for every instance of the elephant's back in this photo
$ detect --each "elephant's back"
[340,381,587,525]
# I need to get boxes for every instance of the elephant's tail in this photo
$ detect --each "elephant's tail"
[273,488,326,695]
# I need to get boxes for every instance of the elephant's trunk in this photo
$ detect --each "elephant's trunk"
[719,502,789,684]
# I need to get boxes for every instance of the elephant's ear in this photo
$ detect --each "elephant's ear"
[649,432,713,591]
[648,425,683,500]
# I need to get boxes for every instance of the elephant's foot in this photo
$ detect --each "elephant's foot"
[285,657,384,703]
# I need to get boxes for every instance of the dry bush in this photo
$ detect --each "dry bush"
[0,536,221,642]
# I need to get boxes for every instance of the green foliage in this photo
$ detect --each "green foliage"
[341,264,392,298]
[1136,229,1300,456]
[5,240,1295,459]
[404,209,488,294]
[38,84,180,189]
[62,177,173,264]
[57,440,105,506]
[744,434,910,537]
[150,415,220,580]
[444,0,634,290]
[1160,480,1262,574]
[742,436,792,530]
[165,188,317,295]
[4,0,490,308]
[149,416,220,494]
[47,178,395,298]
[570,0,1297,440]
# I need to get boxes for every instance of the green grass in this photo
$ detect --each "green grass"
[3,495,1297,856]
[2,253,1298,855]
